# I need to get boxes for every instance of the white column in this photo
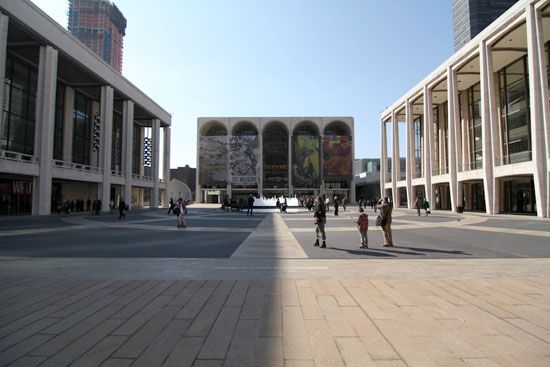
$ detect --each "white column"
[423,85,434,204]
[164,126,171,205]
[479,40,498,214]
[447,66,459,212]
[405,101,413,208]
[0,13,8,114]
[62,87,75,162]
[152,119,160,208]
[380,119,387,197]
[258,131,263,197]
[99,85,114,212]
[33,46,58,215]
[526,4,549,218]
[391,111,400,205]
[288,133,293,197]
[122,100,134,205]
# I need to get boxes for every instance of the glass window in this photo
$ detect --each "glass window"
[468,83,483,170]
[413,117,423,176]
[263,123,288,189]
[433,106,439,173]
[53,83,65,160]
[72,92,92,165]
[111,111,123,171]
[132,124,141,175]
[498,57,531,165]
[0,54,38,155]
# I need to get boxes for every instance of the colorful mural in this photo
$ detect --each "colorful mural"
[198,135,228,187]
[293,136,320,187]
[229,135,260,187]
[323,135,352,177]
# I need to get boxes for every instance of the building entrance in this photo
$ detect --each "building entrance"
[503,179,536,214]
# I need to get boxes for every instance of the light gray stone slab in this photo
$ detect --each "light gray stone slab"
[69,335,127,367]
[197,306,241,360]
[163,336,204,367]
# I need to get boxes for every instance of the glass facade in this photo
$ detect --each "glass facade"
[498,57,531,165]
[0,54,38,155]
[132,124,141,175]
[53,83,65,161]
[433,107,439,174]
[467,83,483,169]
[72,92,93,165]
[413,116,423,177]
[111,111,123,172]
[263,123,288,189]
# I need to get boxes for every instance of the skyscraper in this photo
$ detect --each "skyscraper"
[68,0,127,73]
[453,0,518,51]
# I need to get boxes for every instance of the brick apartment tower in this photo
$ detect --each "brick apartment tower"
[68,0,127,73]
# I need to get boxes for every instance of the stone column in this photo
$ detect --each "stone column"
[164,126,171,205]
[151,119,160,208]
[479,40,498,214]
[258,130,263,198]
[447,66,459,212]
[405,101,413,208]
[62,87,75,162]
[391,111,400,205]
[380,119,387,198]
[288,133,293,197]
[526,4,549,218]
[122,100,134,206]
[423,85,434,205]
[0,13,8,114]
[99,85,114,212]
[33,46,58,215]
[139,126,145,177]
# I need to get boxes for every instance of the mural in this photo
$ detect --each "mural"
[323,135,352,177]
[198,135,228,187]
[229,135,260,187]
[293,136,320,187]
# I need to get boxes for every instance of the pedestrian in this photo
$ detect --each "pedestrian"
[352,207,369,249]
[414,196,422,216]
[313,195,327,248]
[167,198,174,215]
[342,197,347,212]
[118,198,126,220]
[86,198,91,212]
[422,198,431,216]
[176,198,187,228]
[281,197,288,213]
[324,195,330,211]
[333,195,339,216]
[373,198,377,213]
[247,194,254,216]
[96,199,102,215]
[109,199,114,213]
[376,197,393,247]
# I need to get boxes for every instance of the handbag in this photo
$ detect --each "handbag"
[375,215,386,227]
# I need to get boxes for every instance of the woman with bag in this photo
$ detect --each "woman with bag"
[422,198,430,216]
[313,195,327,248]
[376,197,393,247]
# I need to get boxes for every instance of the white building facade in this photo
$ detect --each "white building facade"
[0,0,171,215]
[197,117,355,204]
[380,0,550,218]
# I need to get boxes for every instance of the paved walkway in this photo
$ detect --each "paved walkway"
[0,208,549,366]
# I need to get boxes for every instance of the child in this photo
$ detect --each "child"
[352,208,369,249]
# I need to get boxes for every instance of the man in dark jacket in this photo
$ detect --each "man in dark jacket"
[247,194,255,216]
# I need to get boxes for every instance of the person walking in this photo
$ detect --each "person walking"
[352,207,369,249]
[247,194,255,216]
[167,198,174,215]
[324,195,330,212]
[313,195,327,248]
[377,197,393,247]
[422,198,431,216]
[118,198,126,220]
[414,196,422,216]
[333,195,340,216]
[342,197,347,212]
[176,198,186,228]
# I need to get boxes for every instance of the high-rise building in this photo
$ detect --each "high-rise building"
[68,0,127,73]
[453,0,517,51]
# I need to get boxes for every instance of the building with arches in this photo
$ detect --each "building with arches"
[197,117,355,204]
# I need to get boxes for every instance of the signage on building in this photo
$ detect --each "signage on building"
[12,180,32,195]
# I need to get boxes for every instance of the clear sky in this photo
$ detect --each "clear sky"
[30,0,453,168]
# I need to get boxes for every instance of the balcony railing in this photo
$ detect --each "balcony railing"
[411,171,423,179]
[432,167,449,176]
[132,174,153,182]
[495,151,532,166]
[0,150,38,164]
[53,160,103,174]
[399,172,407,181]
[111,169,123,176]
[459,162,483,172]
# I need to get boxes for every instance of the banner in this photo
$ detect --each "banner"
[293,135,320,187]
[229,135,260,187]
[198,135,228,187]
[323,135,352,177]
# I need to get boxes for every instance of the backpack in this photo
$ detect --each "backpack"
[173,207,180,215]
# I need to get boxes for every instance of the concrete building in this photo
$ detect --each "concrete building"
[68,0,126,73]
[0,0,171,216]
[196,117,355,203]
[354,158,407,204]
[454,0,518,51]
[380,0,549,218]
[170,165,196,196]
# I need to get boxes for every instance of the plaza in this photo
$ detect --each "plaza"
[0,205,549,366]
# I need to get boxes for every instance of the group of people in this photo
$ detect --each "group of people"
[413,196,431,216]
[54,198,103,215]
[220,195,255,216]
[313,196,395,249]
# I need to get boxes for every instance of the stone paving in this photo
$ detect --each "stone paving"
[0,207,549,366]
